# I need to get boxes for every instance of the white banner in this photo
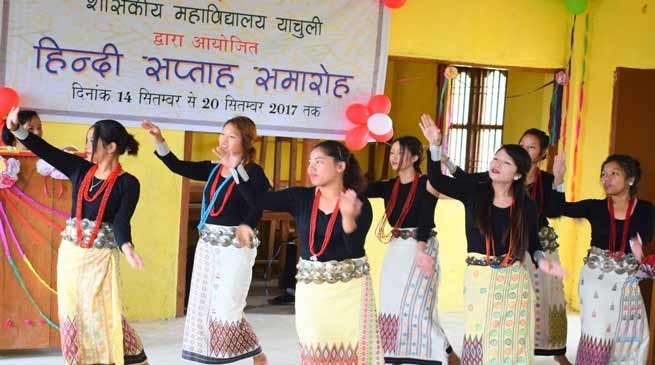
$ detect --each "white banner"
[1,0,389,138]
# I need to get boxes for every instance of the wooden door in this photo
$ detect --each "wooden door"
[610,67,655,362]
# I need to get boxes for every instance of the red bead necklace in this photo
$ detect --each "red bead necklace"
[75,164,122,248]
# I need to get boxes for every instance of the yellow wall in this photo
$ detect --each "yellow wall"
[388,0,570,68]
[42,122,184,320]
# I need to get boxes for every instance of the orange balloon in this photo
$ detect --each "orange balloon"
[345,126,369,151]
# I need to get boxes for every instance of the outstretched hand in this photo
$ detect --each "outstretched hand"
[538,258,566,278]
[419,113,442,146]
[140,120,164,143]
[6,107,20,131]
[553,152,566,186]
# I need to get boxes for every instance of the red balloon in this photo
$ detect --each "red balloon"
[371,128,394,143]
[345,126,369,151]
[345,103,370,125]
[368,94,391,114]
[0,87,19,119]
[383,0,407,9]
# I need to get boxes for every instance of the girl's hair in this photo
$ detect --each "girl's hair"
[391,136,423,173]
[520,128,550,161]
[90,119,139,158]
[475,144,532,263]
[224,116,257,162]
[601,154,641,196]
[313,140,366,193]
[2,110,39,146]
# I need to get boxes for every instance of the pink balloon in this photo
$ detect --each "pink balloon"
[0,87,20,119]
[345,103,370,125]
[345,126,369,151]
[383,0,407,9]
[368,94,391,114]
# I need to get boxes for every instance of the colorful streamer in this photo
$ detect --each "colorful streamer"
[11,185,69,219]
[570,12,590,200]
[0,199,57,294]
[548,76,564,145]
[560,15,577,152]
[0,202,59,330]
[6,188,66,231]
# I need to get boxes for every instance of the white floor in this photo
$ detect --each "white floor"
[1,312,581,364]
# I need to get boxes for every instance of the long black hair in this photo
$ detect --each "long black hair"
[520,128,550,161]
[475,144,532,263]
[601,154,641,196]
[392,136,423,173]
[90,120,139,158]
[314,140,366,193]
[2,110,39,146]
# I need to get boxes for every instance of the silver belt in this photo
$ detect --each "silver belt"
[296,257,369,284]
[465,255,509,267]
[390,228,437,240]
[584,247,639,275]
[538,226,560,252]
[61,218,117,249]
[199,225,260,249]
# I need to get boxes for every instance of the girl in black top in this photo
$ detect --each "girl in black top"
[445,128,571,363]
[365,136,458,365]
[240,141,385,364]
[2,109,42,150]
[6,107,148,365]
[142,118,269,365]
[419,113,564,365]
[553,154,653,365]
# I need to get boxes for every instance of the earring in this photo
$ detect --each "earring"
[629,181,634,186]
[514,175,521,181]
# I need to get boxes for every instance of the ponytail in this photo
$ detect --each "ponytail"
[314,140,366,193]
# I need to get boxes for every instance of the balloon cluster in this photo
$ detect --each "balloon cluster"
[344,94,393,151]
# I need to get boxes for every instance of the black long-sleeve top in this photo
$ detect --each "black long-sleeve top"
[553,193,654,254]
[17,133,139,247]
[155,150,269,229]
[453,167,561,228]
[365,175,437,242]
[428,159,541,261]
[251,187,372,262]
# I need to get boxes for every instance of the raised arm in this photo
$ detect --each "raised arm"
[6,107,90,178]
[419,113,478,201]
[141,120,214,181]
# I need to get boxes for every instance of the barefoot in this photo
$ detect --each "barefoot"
[448,351,461,365]
[554,354,572,365]
[254,352,267,365]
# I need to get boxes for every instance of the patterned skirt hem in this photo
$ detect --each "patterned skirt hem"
[125,351,149,364]
[534,347,566,356]
[182,347,262,364]
[384,356,443,365]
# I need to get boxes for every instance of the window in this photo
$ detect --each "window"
[445,67,507,173]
